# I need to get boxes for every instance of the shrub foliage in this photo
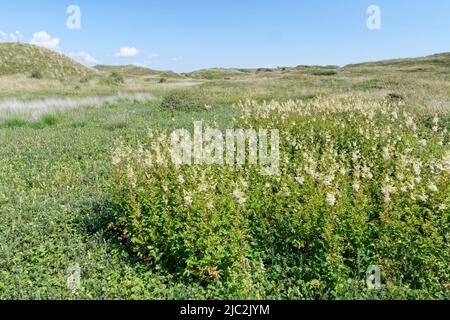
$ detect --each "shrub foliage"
[111,96,449,298]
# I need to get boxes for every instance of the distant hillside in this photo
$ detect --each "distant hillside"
[0,43,91,78]
[344,53,450,70]
[93,64,159,77]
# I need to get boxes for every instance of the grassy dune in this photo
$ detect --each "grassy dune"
[0,43,91,78]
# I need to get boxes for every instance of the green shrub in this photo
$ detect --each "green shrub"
[41,114,58,126]
[111,144,250,281]
[31,114,59,129]
[311,69,338,76]
[386,93,404,101]
[256,68,273,73]
[30,70,43,79]
[0,117,28,128]
[103,72,125,85]
[160,90,209,111]
[111,97,450,297]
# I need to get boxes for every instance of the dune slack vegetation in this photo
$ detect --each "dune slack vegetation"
[0,44,448,299]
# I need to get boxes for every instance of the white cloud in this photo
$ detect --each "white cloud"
[69,51,98,65]
[0,30,23,42]
[114,47,139,57]
[30,31,60,51]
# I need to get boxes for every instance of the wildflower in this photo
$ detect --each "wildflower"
[323,175,335,187]
[442,153,450,173]
[413,162,422,176]
[144,151,152,169]
[233,189,246,206]
[382,147,390,161]
[127,165,137,189]
[305,167,318,179]
[382,184,396,204]
[184,194,193,206]
[177,175,185,185]
[391,111,398,120]
[419,193,429,202]
[427,183,438,193]
[362,166,373,180]
[432,116,439,125]
[198,183,208,192]
[112,147,124,167]
[240,178,248,189]
[137,144,145,156]
[326,193,336,206]
[295,176,305,185]
[352,151,360,163]
[419,139,427,147]
[353,183,360,192]
[405,116,414,128]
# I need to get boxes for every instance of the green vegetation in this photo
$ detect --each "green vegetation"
[311,69,338,76]
[104,72,125,85]
[160,89,209,111]
[0,43,90,78]
[0,48,449,299]
[30,70,43,79]
[94,64,158,77]
[189,68,248,80]
[113,97,449,299]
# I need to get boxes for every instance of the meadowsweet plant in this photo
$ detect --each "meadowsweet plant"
[111,95,449,298]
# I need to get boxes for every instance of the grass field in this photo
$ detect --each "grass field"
[0,44,449,299]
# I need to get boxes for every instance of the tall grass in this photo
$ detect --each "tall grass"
[0,92,154,120]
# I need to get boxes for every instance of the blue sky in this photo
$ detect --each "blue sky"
[0,0,449,72]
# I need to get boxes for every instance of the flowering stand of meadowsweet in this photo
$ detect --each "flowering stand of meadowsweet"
[111,95,449,299]
[111,136,253,284]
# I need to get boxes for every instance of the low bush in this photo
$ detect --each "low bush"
[102,72,125,85]
[160,90,209,111]
[111,96,450,298]
[30,70,43,79]
[312,69,338,76]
